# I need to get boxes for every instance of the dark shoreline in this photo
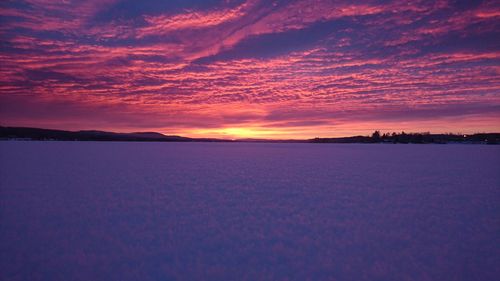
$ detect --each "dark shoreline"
[1,126,499,144]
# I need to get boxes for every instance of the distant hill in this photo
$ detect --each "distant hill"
[1,126,499,144]
[0,126,220,142]
[310,136,373,143]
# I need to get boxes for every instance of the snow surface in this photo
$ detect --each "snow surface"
[0,141,499,280]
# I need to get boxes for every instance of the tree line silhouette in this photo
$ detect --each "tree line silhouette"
[313,131,500,144]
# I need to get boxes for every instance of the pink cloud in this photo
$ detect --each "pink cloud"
[1,0,499,138]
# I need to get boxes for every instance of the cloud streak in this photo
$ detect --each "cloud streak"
[0,0,499,138]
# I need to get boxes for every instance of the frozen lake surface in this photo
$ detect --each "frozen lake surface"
[1,142,499,280]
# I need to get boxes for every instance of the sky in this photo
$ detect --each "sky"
[0,0,499,139]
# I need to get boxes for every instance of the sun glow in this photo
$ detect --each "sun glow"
[187,127,289,139]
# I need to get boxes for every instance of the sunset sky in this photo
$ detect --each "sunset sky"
[0,0,499,139]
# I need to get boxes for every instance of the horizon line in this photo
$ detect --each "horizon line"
[2,125,499,141]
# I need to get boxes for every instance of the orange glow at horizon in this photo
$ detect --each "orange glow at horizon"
[159,115,500,140]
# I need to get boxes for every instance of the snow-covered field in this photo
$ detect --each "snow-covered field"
[1,141,499,280]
